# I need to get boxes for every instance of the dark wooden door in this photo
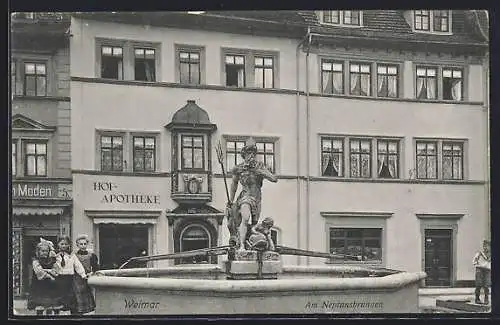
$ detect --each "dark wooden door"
[424,229,453,287]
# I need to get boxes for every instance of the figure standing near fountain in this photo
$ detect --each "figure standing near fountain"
[473,240,491,305]
[227,138,278,251]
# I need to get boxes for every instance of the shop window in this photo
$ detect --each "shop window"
[329,228,382,263]
[179,224,210,264]
[98,224,149,269]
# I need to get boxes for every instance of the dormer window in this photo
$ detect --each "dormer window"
[414,10,452,34]
[321,10,362,27]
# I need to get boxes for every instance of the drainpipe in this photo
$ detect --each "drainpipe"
[305,30,312,265]
[295,28,310,265]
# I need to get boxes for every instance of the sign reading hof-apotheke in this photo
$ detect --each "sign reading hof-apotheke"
[12,181,72,200]
[93,181,160,205]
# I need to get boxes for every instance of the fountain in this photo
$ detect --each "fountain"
[87,140,426,314]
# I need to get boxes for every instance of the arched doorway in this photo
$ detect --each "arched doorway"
[178,223,211,264]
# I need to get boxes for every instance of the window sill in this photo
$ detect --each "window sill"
[72,169,169,177]
[311,176,485,185]
[320,22,363,28]
[312,92,483,105]
[12,95,70,101]
[413,30,453,36]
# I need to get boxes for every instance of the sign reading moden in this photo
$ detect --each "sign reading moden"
[93,181,160,204]
[12,182,72,200]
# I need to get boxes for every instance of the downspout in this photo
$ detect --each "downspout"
[305,30,312,265]
[295,27,310,265]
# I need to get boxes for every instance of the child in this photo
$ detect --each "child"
[55,236,87,314]
[246,217,275,251]
[73,234,99,314]
[473,240,491,305]
[27,239,63,316]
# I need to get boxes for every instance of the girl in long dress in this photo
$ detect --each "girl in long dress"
[27,239,63,315]
[55,236,87,314]
[73,234,99,314]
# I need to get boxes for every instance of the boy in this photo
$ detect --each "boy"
[473,240,491,305]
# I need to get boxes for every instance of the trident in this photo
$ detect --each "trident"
[216,140,231,205]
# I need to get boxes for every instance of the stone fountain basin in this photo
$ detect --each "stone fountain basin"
[88,265,426,314]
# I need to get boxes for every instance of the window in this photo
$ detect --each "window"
[442,68,463,101]
[24,62,46,96]
[322,10,340,24]
[377,65,398,98]
[226,140,245,171]
[321,137,344,177]
[256,141,275,172]
[350,139,371,178]
[343,10,360,25]
[12,141,17,176]
[442,142,463,180]
[416,141,437,179]
[179,225,210,264]
[225,55,245,87]
[350,63,370,96]
[254,57,274,88]
[179,51,200,85]
[433,10,450,32]
[134,48,156,82]
[321,61,343,94]
[101,135,123,171]
[414,10,430,31]
[377,140,399,179]
[11,60,16,96]
[133,136,156,172]
[181,135,204,170]
[416,67,437,100]
[330,228,382,263]
[321,10,361,26]
[24,142,47,176]
[101,46,123,80]
[99,224,149,269]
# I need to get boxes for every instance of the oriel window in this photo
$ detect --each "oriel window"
[442,68,463,101]
[133,136,156,172]
[25,142,47,176]
[24,62,47,96]
[134,48,156,82]
[322,61,343,95]
[377,65,398,98]
[225,55,245,87]
[101,46,123,80]
[350,63,371,96]
[321,138,344,177]
[226,140,245,171]
[350,139,371,178]
[254,57,274,89]
[256,141,275,173]
[101,135,123,171]
[433,10,450,32]
[414,10,430,31]
[442,142,463,180]
[416,67,437,100]
[377,140,399,179]
[416,141,437,179]
[179,51,200,85]
[181,135,204,170]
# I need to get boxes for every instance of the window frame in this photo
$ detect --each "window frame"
[23,61,47,97]
[100,134,124,172]
[442,67,464,101]
[376,64,399,98]
[180,134,205,171]
[415,140,438,180]
[441,141,464,180]
[413,10,452,34]
[224,54,246,88]
[100,44,124,80]
[349,62,371,96]
[132,135,157,172]
[24,140,48,177]
[414,10,430,31]
[433,10,450,32]
[320,10,363,27]
[414,64,467,101]
[254,56,275,89]
[255,140,276,173]
[321,60,344,95]
[349,138,372,178]
[415,66,438,100]
[175,44,205,85]
[320,137,345,177]
[223,135,280,174]
[133,47,156,82]
[376,139,400,179]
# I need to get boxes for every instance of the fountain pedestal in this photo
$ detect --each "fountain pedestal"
[225,250,281,280]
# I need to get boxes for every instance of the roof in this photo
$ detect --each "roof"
[165,100,217,132]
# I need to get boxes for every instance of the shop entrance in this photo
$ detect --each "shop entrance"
[424,229,453,287]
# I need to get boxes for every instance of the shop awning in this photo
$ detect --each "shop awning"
[92,218,157,225]
[12,207,64,216]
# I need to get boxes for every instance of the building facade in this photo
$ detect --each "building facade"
[69,10,489,287]
[11,12,72,297]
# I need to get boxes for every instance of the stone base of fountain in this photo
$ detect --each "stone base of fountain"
[226,250,282,280]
